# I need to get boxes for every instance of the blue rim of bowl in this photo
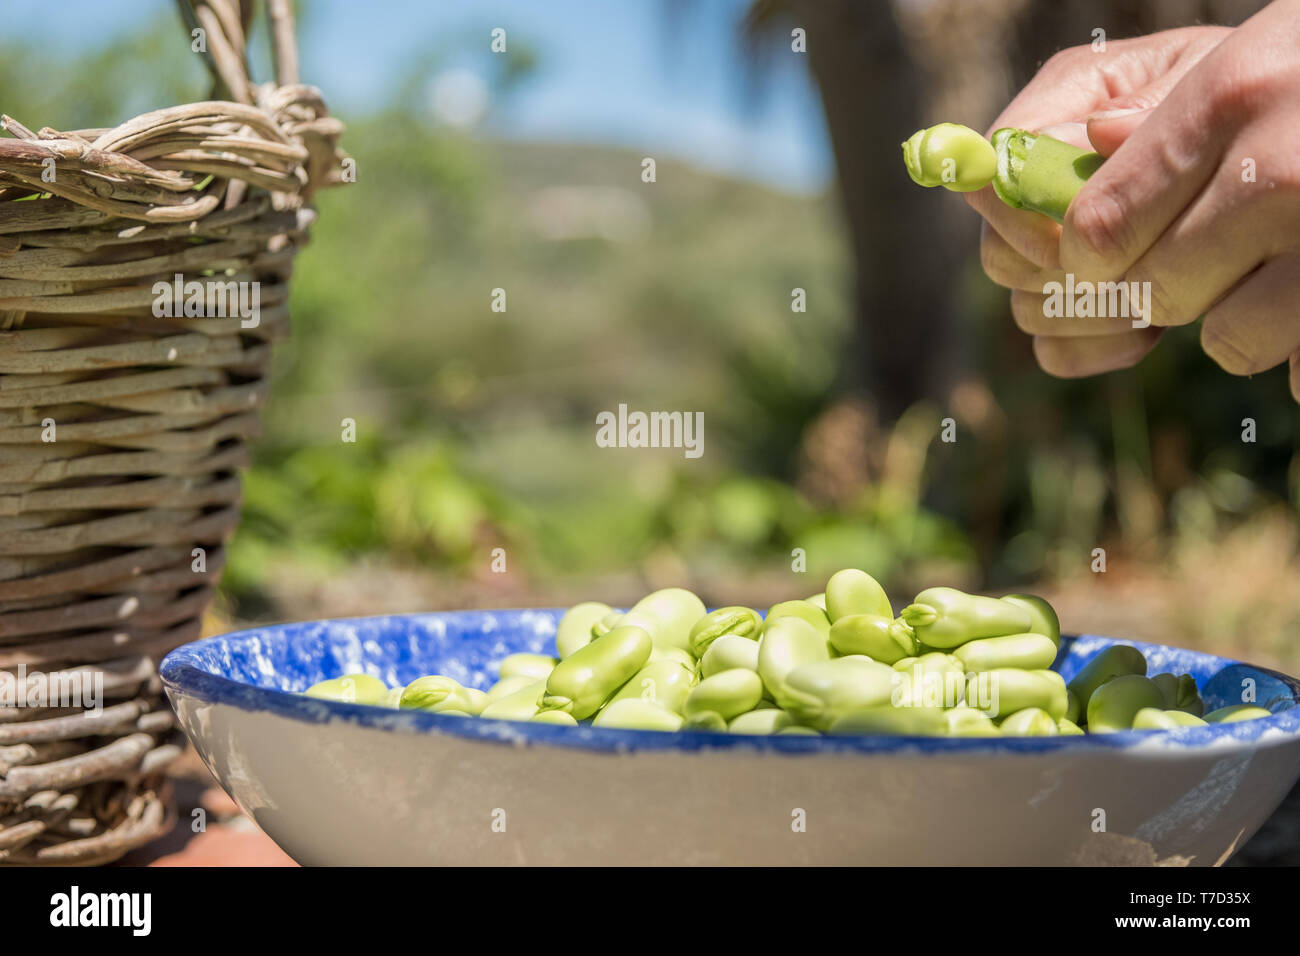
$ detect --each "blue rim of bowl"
[159,612,1300,755]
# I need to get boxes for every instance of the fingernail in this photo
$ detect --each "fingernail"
[1087,107,1146,122]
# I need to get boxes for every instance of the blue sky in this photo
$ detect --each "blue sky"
[13,0,832,193]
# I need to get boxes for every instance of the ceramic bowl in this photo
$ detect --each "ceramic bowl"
[160,610,1300,865]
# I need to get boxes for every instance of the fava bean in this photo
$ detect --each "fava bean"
[953,632,1058,672]
[969,668,1067,720]
[757,616,832,708]
[540,624,653,719]
[1058,718,1085,735]
[781,657,899,729]
[901,587,1032,649]
[499,653,557,682]
[827,705,948,736]
[460,687,490,715]
[728,708,794,734]
[825,569,892,622]
[592,610,623,639]
[1132,708,1209,730]
[682,711,729,732]
[1087,675,1164,733]
[479,679,546,721]
[998,707,1059,736]
[1065,689,1080,724]
[1150,673,1203,716]
[828,613,918,664]
[804,593,827,610]
[433,709,471,717]
[305,673,389,706]
[530,709,579,726]
[944,707,1000,737]
[399,676,473,712]
[593,698,684,731]
[1001,594,1061,646]
[1066,644,1147,721]
[700,633,761,678]
[1203,705,1272,724]
[688,606,762,658]
[381,687,404,708]
[609,659,696,714]
[620,588,706,652]
[685,668,765,723]
[765,599,832,638]
[486,674,536,701]
[648,645,696,670]
[556,602,612,659]
[893,652,966,708]
[777,725,821,736]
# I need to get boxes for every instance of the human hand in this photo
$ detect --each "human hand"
[965,25,1233,379]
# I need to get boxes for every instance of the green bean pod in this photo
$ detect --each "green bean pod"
[780,657,899,729]
[901,587,1032,649]
[608,659,696,715]
[700,633,761,678]
[757,616,832,708]
[593,698,685,731]
[1001,594,1061,647]
[556,602,613,659]
[969,668,1067,720]
[498,653,557,682]
[305,673,389,706]
[684,669,765,723]
[828,705,948,736]
[1150,673,1203,717]
[486,674,536,701]
[688,606,763,658]
[1086,675,1165,733]
[824,569,892,622]
[1203,705,1272,724]
[478,679,547,721]
[944,707,1001,737]
[530,709,579,726]
[991,128,1103,223]
[728,708,795,734]
[765,599,832,638]
[828,613,918,664]
[399,676,474,711]
[1066,644,1147,722]
[998,707,1060,736]
[953,632,1058,672]
[619,588,707,652]
[540,624,653,719]
[1132,708,1209,731]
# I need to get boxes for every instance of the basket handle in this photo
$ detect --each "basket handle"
[175,0,301,105]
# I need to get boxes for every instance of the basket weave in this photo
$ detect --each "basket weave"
[0,0,344,864]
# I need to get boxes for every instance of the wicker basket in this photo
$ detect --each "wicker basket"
[0,0,344,864]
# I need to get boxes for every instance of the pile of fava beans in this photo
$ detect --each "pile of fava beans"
[304,570,1271,736]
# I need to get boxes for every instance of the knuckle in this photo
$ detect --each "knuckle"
[1066,185,1136,265]
[1124,267,1172,326]
[1042,45,1089,75]
[1009,290,1042,333]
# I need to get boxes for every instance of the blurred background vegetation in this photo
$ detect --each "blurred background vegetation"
[10,0,1300,677]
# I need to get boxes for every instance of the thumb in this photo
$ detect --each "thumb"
[1085,103,1155,156]
[1084,68,1187,156]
